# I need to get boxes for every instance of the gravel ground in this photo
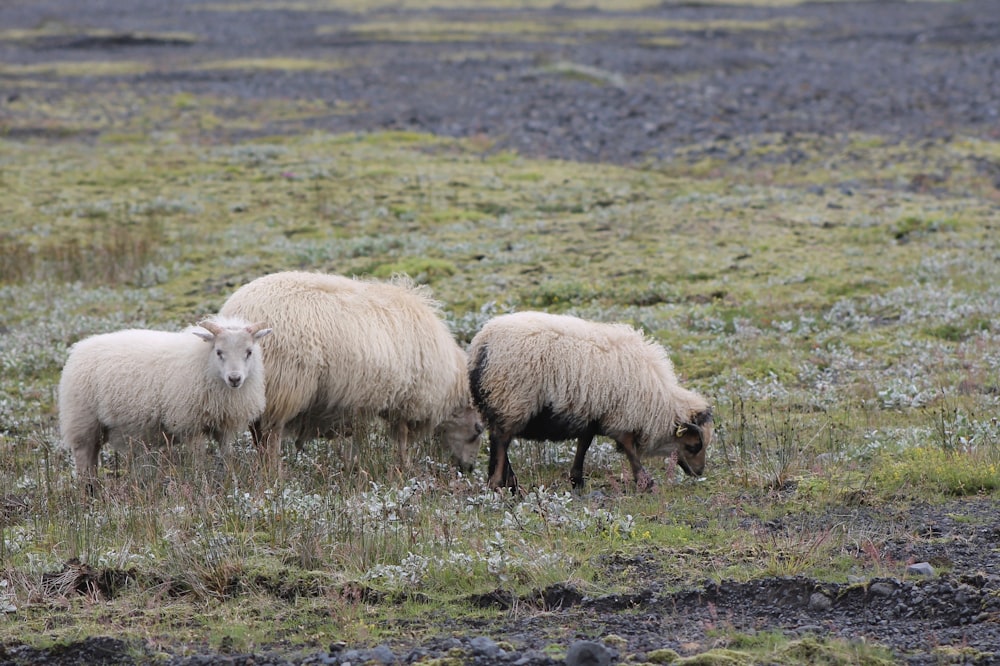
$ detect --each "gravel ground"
[3,0,1000,163]
[2,0,1000,663]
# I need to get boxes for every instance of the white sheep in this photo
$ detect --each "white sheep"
[58,316,272,483]
[467,311,713,491]
[218,271,483,469]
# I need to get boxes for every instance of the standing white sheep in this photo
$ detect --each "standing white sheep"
[58,316,272,484]
[218,271,483,469]
[468,311,713,492]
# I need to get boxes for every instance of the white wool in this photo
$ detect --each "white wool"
[218,271,480,467]
[469,311,709,446]
[58,316,269,480]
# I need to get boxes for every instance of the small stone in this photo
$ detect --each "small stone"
[370,645,395,664]
[847,575,866,585]
[808,592,832,611]
[470,636,500,659]
[869,582,896,597]
[907,562,935,577]
[565,640,611,666]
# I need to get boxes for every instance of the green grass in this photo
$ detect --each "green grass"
[2,65,1000,665]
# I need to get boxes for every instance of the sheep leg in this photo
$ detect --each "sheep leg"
[249,419,264,449]
[486,429,518,491]
[616,432,655,492]
[259,425,284,476]
[64,416,103,492]
[569,433,596,489]
[71,440,101,492]
[393,420,413,470]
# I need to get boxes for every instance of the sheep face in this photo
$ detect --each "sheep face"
[434,403,484,472]
[194,321,271,389]
[647,410,713,477]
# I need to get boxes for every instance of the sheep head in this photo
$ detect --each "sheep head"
[192,319,272,389]
[434,402,484,472]
[672,409,713,477]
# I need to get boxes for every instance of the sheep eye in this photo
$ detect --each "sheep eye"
[685,442,703,455]
[216,350,224,359]
[245,349,252,359]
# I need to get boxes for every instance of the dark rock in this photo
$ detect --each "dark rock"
[907,562,935,577]
[370,645,395,664]
[808,592,833,611]
[565,641,611,666]
[470,636,501,659]
[870,582,897,597]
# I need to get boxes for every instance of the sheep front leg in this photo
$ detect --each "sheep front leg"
[186,431,212,475]
[616,432,655,492]
[214,426,240,460]
[487,428,518,491]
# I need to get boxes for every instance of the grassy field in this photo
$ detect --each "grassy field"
[2,89,1000,664]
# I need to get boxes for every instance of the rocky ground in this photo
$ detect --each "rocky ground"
[2,0,1000,663]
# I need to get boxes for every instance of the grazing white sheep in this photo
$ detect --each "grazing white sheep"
[59,316,271,483]
[468,311,713,491]
[218,271,482,469]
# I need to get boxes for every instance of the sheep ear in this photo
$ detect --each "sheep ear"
[247,321,271,340]
[675,422,700,440]
[191,329,215,343]
[677,409,713,449]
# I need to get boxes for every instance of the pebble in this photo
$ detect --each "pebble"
[906,562,935,577]
[808,592,833,611]
[869,582,897,597]
[370,645,395,664]
[565,640,611,666]
[470,636,501,659]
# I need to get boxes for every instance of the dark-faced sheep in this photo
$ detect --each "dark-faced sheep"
[58,316,271,484]
[218,271,483,469]
[468,311,712,491]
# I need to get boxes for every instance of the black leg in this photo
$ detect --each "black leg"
[569,433,595,489]
[616,432,654,491]
[487,430,517,491]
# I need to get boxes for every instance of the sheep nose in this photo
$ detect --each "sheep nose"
[227,373,244,388]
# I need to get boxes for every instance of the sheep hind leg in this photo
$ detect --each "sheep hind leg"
[63,414,104,493]
[569,433,596,489]
[486,429,518,492]
[615,432,655,492]
[392,420,413,472]
[71,440,102,495]
[258,425,285,479]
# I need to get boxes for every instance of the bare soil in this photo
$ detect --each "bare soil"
[2,0,1000,663]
